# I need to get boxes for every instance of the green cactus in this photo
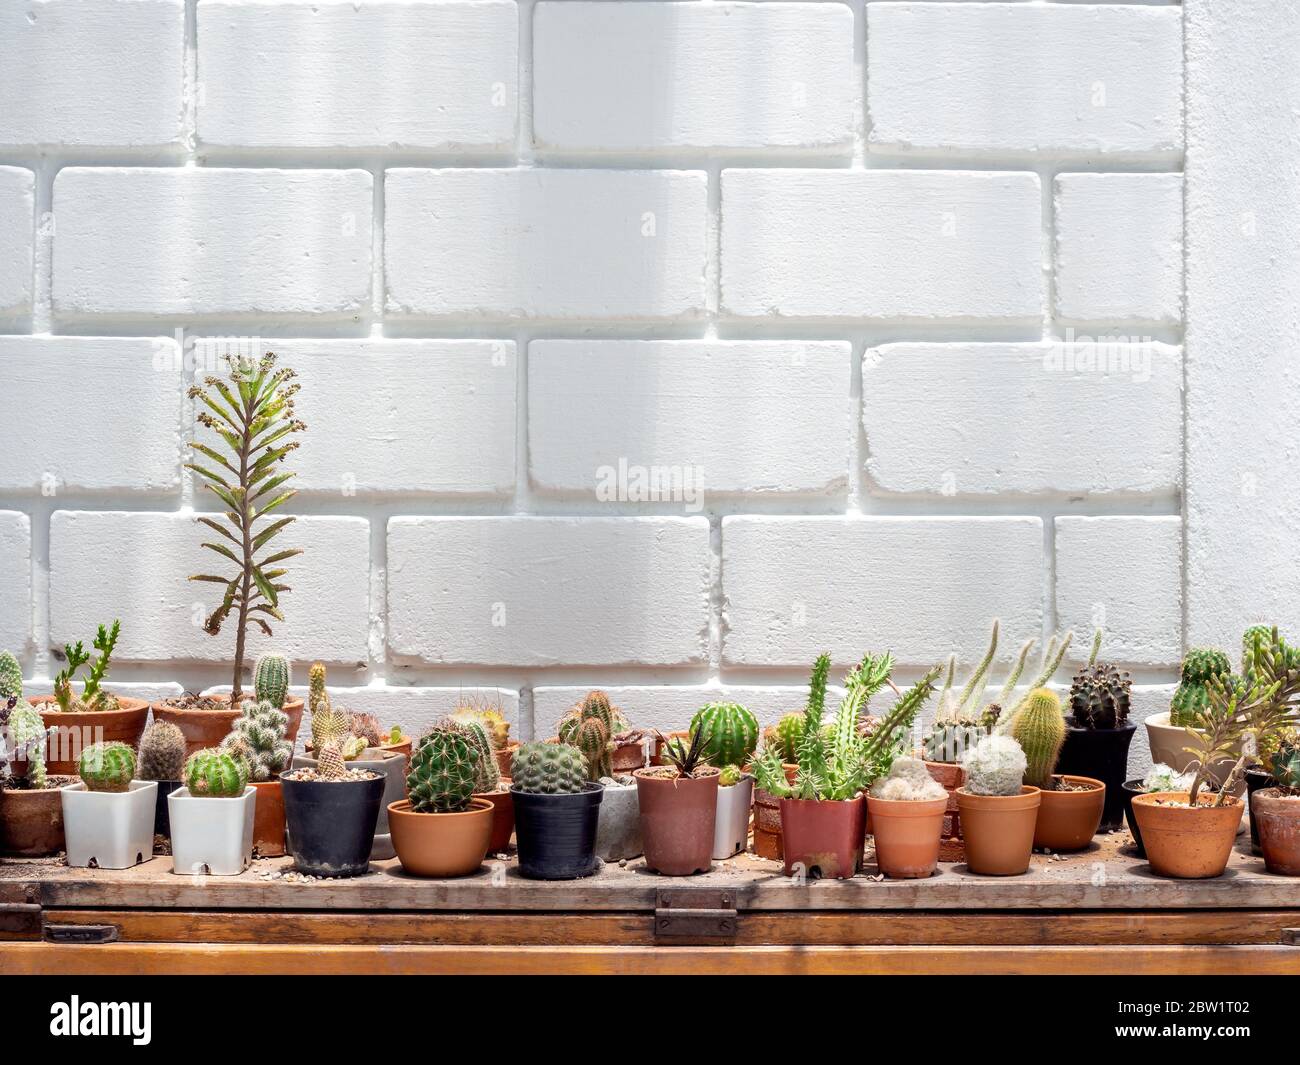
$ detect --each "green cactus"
[407,727,478,813]
[1242,625,1274,675]
[718,764,741,787]
[52,620,121,712]
[1269,736,1300,791]
[0,650,22,702]
[78,741,136,793]
[253,653,290,710]
[1010,688,1066,791]
[690,702,759,769]
[435,716,500,793]
[222,699,291,782]
[6,700,48,788]
[137,721,187,781]
[388,725,404,745]
[184,748,249,797]
[510,742,588,794]
[308,661,352,752]
[557,690,619,781]
[769,712,805,763]
[1170,648,1233,727]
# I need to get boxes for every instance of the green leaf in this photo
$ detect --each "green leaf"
[249,444,295,476]
[254,491,296,519]
[251,472,294,502]
[250,422,298,457]
[195,393,243,436]
[253,567,278,608]
[186,463,233,490]
[189,574,232,584]
[200,482,243,513]
[250,603,285,622]
[258,548,302,567]
[190,442,239,476]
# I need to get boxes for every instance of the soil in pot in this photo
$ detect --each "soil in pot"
[0,776,77,856]
[1057,723,1135,832]
[956,786,1041,876]
[249,780,286,858]
[635,766,720,876]
[30,695,150,777]
[281,767,384,878]
[1251,788,1300,875]
[153,693,305,757]
[779,794,866,880]
[594,776,642,861]
[1246,767,1279,854]
[388,797,494,877]
[511,782,604,880]
[867,794,947,879]
[1131,791,1242,879]
[1033,775,1105,852]
[1120,780,1148,857]
[475,778,516,854]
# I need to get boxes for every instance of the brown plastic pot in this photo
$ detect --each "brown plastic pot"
[779,794,867,880]
[152,695,305,758]
[866,794,947,879]
[956,786,1041,876]
[249,780,286,857]
[751,763,798,860]
[634,767,719,876]
[1033,775,1105,852]
[476,779,515,853]
[0,778,76,855]
[388,798,494,878]
[30,696,150,776]
[1249,788,1300,875]
[1131,791,1242,879]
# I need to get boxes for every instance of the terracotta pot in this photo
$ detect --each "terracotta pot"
[956,786,1041,876]
[0,779,75,856]
[1145,713,1240,789]
[381,737,413,759]
[611,736,655,774]
[1251,788,1300,876]
[496,743,519,778]
[1033,775,1105,852]
[867,794,947,879]
[152,695,305,758]
[634,768,719,876]
[1057,722,1135,831]
[779,794,867,880]
[249,780,286,857]
[1246,767,1279,854]
[388,797,494,878]
[1131,791,1243,879]
[751,763,798,860]
[29,696,150,776]
[475,780,515,853]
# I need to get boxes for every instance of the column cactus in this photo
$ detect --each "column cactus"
[253,653,290,710]
[1009,687,1066,791]
[0,650,21,703]
[559,691,617,781]
[222,699,291,782]
[78,742,136,793]
[308,661,354,754]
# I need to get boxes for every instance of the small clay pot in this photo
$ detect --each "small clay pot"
[1033,775,1105,852]
[30,696,150,776]
[635,767,719,876]
[956,786,1041,876]
[779,794,867,880]
[1131,791,1243,879]
[0,778,76,856]
[1057,722,1135,831]
[388,798,494,878]
[1121,779,1148,857]
[152,695,305,758]
[249,779,286,857]
[1246,767,1279,854]
[1251,788,1300,876]
[281,771,384,878]
[867,794,947,879]
[751,763,798,860]
[475,780,516,853]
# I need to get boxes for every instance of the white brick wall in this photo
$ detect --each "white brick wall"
[0,167,34,319]
[0,513,31,655]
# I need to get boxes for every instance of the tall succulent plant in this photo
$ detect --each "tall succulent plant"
[52,621,121,712]
[253,652,290,710]
[187,352,305,705]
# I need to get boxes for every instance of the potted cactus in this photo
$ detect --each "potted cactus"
[558,690,653,775]
[691,700,758,860]
[956,735,1040,875]
[635,725,721,876]
[221,697,292,856]
[169,748,257,876]
[61,742,156,869]
[0,668,74,857]
[388,726,495,877]
[560,690,642,861]
[281,741,384,878]
[1146,647,1236,781]
[136,720,187,842]
[437,714,514,852]
[451,699,514,775]
[752,709,804,860]
[1252,735,1300,874]
[510,742,604,880]
[1121,763,1194,859]
[867,756,950,879]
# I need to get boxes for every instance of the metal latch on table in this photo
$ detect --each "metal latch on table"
[654,888,738,941]
[0,882,42,939]
[1280,928,1300,945]
[44,923,119,944]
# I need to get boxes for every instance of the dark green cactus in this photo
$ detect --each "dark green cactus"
[253,653,290,709]
[510,742,588,794]
[690,702,759,768]
[1170,648,1233,727]
[435,716,499,793]
[78,741,136,793]
[407,726,478,813]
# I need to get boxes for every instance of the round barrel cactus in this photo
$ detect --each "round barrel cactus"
[184,748,249,798]
[511,742,587,794]
[690,702,758,768]
[78,741,136,793]
[408,727,477,813]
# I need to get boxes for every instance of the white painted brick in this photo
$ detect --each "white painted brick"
[862,342,1183,496]
[1055,517,1182,668]
[720,169,1041,320]
[0,337,183,493]
[197,1,518,150]
[1054,173,1184,324]
[528,340,849,497]
[0,513,32,655]
[867,2,1183,155]
[533,1,854,153]
[49,512,370,664]
[0,0,184,148]
[385,169,708,320]
[0,167,34,317]
[193,338,517,496]
[721,516,1043,667]
[53,168,373,318]
[387,517,711,666]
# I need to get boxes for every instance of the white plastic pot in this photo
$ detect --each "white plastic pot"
[168,786,257,876]
[712,776,754,859]
[61,781,157,870]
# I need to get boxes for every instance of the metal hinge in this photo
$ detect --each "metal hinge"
[45,923,119,945]
[654,888,738,942]
[0,882,42,939]
[1280,928,1300,945]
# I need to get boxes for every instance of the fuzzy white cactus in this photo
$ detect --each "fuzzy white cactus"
[871,756,947,802]
[960,735,1027,796]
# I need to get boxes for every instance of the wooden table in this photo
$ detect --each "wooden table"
[3,834,1299,974]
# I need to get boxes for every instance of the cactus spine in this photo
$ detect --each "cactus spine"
[253,653,290,710]
[308,661,352,753]
[1170,648,1233,727]
[78,741,136,793]
[184,749,249,797]
[137,721,187,781]
[690,702,759,769]
[510,742,588,794]
[435,716,500,793]
[1009,688,1066,791]
[222,699,291,782]
[407,727,478,812]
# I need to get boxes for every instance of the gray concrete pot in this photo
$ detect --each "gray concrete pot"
[594,777,642,861]
[292,747,406,860]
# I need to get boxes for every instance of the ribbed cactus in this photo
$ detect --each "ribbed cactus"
[1009,688,1066,791]
[510,742,587,794]
[1170,648,1233,727]
[770,712,805,763]
[308,661,352,752]
[718,764,741,787]
[922,721,988,763]
[78,741,136,793]
[451,702,511,751]
[1242,624,1274,675]
[316,741,347,781]
[959,735,1027,796]
[407,726,478,812]
[184,748,249,797]
[690,702,759,769]
[558,690,618,781]
[253,653,290,709]
[0,650,22,702]
[222,699,291,782]
[137,721,187,781]
[7,701,47,788]
[435,717,500,793]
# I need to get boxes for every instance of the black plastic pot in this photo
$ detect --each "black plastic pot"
[1120,780,1147,857]
[1057,721,1136,831]
[511,783,604,880]
[281,771,385,878]
[1246,767,1280,855]
[151,779,181,840]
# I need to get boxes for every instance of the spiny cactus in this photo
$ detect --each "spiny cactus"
[1269,737,1300,792]
[923,722,987,764]
[718,764,741,787]
[557,690,618,781]
[184,749,249,797]
[1242,624,1275,676]
[768,712,805,763]
[960,735,1028,796]
[316,741,347,781]
[1009,688,1066,791]
[253,653,290,710]
[7,701,48,788]
[78,741,136,793]
[351,711,383,749]
[52,621,121,712]
[407,727,478,813]
[0,650,22,702]
[451,702,511,751]
[1068,628,1132,729]
[511,742,588,794]
[690,702,759,769]
[137,721,187,781]
[991,630,1074,736]
[222,699,291,782]
[434,716,500,793]
[871,756,947,802]
[1170,648,1233,727]
[308,661,352,753]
